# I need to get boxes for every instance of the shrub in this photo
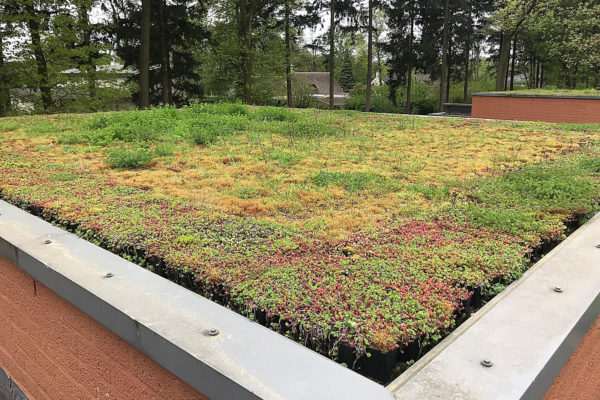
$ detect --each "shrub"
[395,79,439,114]
[250,86,278,106]
[87,109,176,144]
[291,80,318,109]
[106,147,154,169]
[448,75,495,104]
[345,83,398,113]
[188,123,221,145]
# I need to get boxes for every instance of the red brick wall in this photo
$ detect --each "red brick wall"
[0,255,206,400]
[471,95,600,123]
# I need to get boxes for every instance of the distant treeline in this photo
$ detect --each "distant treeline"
[0,0,598,115]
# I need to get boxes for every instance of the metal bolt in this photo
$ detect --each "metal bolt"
[103,272,114,278]
[554,286,563,293]
[43,239,52,244]
[481,359,493,368]
[207,328,219,336]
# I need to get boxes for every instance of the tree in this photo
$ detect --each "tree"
[107,0,209,106]
[365,0,374,111]
[278,0,319,107]
[492,0,538,91]
[139,0,150,108]
[385,0,420,110]
[159,0,172,105]
[0,19,12,115]
[329,0,335,109]
[439,0,449,110]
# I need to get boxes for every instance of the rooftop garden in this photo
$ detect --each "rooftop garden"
[1,104,599,382]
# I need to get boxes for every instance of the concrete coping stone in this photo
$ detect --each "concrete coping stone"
[472,92,600,100]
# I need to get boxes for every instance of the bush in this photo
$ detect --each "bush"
[250,86,278,106]
[106,147,154,169]
[87,108,176,144]
[345,83,398,113]
[449,75,495,104]
[291,80,318,109]
[188,123,221,145]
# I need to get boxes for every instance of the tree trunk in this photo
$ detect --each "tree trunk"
[78,4,97,109]
[406,68,412,114]
[139,0,151,109]
[446,53,451,103]
[463,0,471,103]
[535,60,540,88]
[159,0,173,105]
[329,0,335,110]
[285,1,292,107]
[509,33,517,91]
[463,46,469,103]
[495,32,512,91]
[365,0,373,112]
[25,8,52,111]
[540,63,544,88]
[406,7,414,113]
[239,0,254,104]
[0,31,10,116]
[439,0,450,111]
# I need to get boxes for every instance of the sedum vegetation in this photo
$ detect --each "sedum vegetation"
[1,104,600,373]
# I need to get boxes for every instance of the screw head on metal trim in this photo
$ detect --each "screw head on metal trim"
[103,272,114,278]
[43,239,52,244]
[481,359,493,368]
[208,328,219,336]
[554,286,563,293]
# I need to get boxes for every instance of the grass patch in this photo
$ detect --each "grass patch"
[0,121,20,132]
[106,147,154,169]
[26,121,63,137]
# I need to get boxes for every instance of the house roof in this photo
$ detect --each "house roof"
[294,72,345,95]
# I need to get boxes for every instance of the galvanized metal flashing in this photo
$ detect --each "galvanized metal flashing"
[0,200,392,400]
[389,212,600,399]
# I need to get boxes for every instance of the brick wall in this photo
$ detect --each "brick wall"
[471,95,600,123]
[0,256,206,400]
